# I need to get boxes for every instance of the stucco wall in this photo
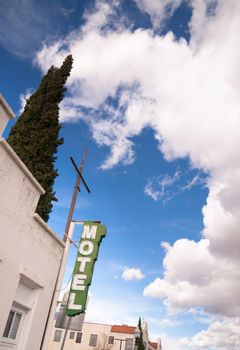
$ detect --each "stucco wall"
[48,321,136,350]
[0,99,65,350]
[0,95,14,135]
[47,320,161,350]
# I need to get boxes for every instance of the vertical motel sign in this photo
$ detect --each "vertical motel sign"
[65,222,107,317]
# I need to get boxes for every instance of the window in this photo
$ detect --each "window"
[125,338,134,350]
[76,332,82,343]
[89,334,98,346]
[69,331,75,339]
[53,329,62,342]
[3,310,22,340]
[108,336,114,344]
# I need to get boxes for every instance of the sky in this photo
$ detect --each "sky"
[1,0,240,349]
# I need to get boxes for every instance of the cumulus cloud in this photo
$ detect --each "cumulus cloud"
[153,317,240,350]
[187,318,240,350]
[151,314,240,350]
[122,267,145,281]
[144,239,240,317]
[34,0,240,343]
[133,0,219,36]
[133,0,184,28]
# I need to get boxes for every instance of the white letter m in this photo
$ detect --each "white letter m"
[82,225,97,239]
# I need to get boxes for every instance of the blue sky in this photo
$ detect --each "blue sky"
[1,1,240,349]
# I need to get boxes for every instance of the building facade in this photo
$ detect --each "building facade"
[48,320,162,350]
[0,95,65,350]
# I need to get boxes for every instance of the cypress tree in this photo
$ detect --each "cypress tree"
[7,55,73,222]
[135,317,145,350]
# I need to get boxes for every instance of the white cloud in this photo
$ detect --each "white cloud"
[133,0,184,28]
[34,0,240,343]
[144,238,240,317]
[144,170,180,201]
[144,170,206,202]
[133,0,220,35]
[122,267,145,281]
[188,318,240,349]
[81,0,120,34]
[19,89,34,114]
[181,174,203,191]
[144,183,160,201]
[152,318,240,350]
[157,332,186,350]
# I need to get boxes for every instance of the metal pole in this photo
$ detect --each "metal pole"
[60,317,71,350]
[55,222,76,295]
[40,150,87,350]
[63,149,87,243]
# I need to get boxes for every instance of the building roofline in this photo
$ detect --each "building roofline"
[0,94,15,119]
[0,138,45,194]
[149,340,158,349]
[83,321,112,327]
[111,325,136,334]
[33,213,65,248]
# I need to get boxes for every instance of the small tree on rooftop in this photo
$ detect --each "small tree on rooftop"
[7,55,73,222]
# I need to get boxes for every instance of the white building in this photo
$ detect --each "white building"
[0,95,65,350]
[48,319,162,350]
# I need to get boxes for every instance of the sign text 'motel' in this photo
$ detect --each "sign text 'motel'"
[65,222,106,317]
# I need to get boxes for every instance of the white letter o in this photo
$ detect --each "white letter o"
[79,240,94,256]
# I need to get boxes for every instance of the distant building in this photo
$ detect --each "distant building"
[148,340,161,350]
[47,316,162,350]
[55,292,85,331]
[0,95,65,350]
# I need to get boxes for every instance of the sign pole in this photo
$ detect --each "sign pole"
[60,317,71,350]
[63,150,88,243]
[40,150,88,350]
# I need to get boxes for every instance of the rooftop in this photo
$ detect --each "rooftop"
[111,325,136,334]
[149,340,158,349]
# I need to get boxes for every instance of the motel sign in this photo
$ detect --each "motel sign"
[65,222,106,317]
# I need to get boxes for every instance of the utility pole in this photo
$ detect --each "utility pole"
[41,150,89,350]
[63,151,89,243]
[60,317,71,350]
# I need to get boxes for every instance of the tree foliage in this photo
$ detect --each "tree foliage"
[7,55,73,222]
[135,317,145,350]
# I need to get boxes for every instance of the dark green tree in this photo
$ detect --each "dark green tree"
[7,55,73,222]
[135,317,145,350]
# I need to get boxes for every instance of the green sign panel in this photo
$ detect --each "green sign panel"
[65,222,106,317]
